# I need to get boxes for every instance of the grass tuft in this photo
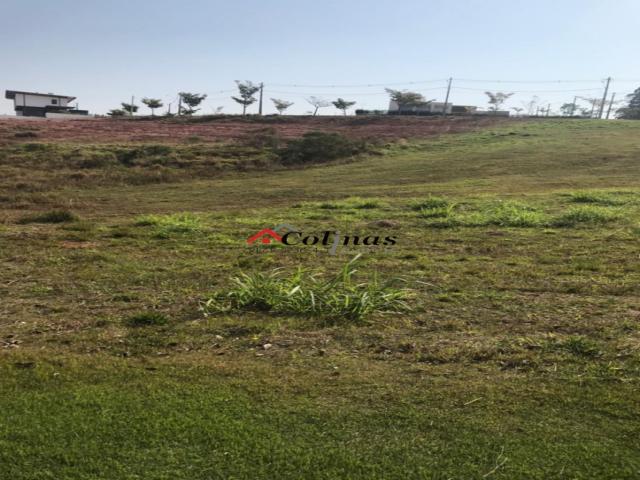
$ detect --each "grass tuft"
[17,209,78,224]
[124,312,168,327]
[202,255,411,322]
[410,196,450,211]
[552,206,620,227]
[568,191,627,206]
[134,213,203,238]
[560,336,601,357]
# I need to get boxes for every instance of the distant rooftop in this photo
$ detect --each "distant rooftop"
[5,90,76,101]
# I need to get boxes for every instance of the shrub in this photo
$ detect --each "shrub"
[17,209,77,224]
[552,206,620,227]
[278,132,366,165]
[125,312,168,327]
[201,255,412,323]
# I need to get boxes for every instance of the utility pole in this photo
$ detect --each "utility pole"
[167,102,172,115]
[442,77,452,116]
[258,83,264,116]
[131,95,134,116]
[598,77,611,119]
[606,92,616,119]
[546,104,551,116]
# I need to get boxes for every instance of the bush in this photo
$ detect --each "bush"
[202,255,411,323]
[278,132,366,165]
[125,312,168,327]
[17,209,77,224]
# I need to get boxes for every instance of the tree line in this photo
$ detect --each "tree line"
[107,82,640,119]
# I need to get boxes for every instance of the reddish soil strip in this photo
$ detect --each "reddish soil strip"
[0,115,516,145]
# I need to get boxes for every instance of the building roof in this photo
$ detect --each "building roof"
[5,90,76,101]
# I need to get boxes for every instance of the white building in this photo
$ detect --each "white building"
[5,90,89,118]
[388,100,484,115]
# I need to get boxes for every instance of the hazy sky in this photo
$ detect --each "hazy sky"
[2,0,639,116]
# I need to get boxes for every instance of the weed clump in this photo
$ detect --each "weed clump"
[202,255,411,322]
[568,191,627,206]
[560,336,601,357]
[410,196,450,211]
[552,206,620,227]
[125,312,168,327]
[278,131,366,165]
[17,209,77,224]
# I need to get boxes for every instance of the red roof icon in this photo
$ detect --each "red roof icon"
[247,228,283,245]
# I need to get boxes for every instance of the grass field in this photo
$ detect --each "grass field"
[1,117,640,479]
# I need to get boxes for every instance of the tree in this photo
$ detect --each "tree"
[271,98,294,115]
[511,107,524,116]
[578,97,603,118]
[232,81,260,115]
[560,102,577,116]
[485,91,513,112]
[616,87,640,120]
[332,98,356,115]
[306,96,330,116]
[121,102,138,115]
[385,89,427,110]
[522,96,539,116]
[178,92,207,115]
[142,98,163,116]
[107,108,126,117]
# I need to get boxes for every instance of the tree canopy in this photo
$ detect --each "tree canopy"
[332,98,356,115]
[232,81,260,115]
[271,98,294,115]
[306,97,330,116]
[484,91,513,112]
[385,89,428,110]
[142,98,163,116]
[120,102,138,114]
[617,87,640,119]
[178,92,207,115]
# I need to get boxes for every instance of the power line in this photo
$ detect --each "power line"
[452,86,603,93]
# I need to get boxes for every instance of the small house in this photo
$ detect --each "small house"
[5,90,89,118]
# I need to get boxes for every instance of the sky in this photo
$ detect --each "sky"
[2,0,640,116]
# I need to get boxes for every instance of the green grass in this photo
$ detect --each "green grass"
[203,255,411,322]
[2,119,640,478]
[552,206,621,227]
[134,212,204,237]
[568,190,629,206]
